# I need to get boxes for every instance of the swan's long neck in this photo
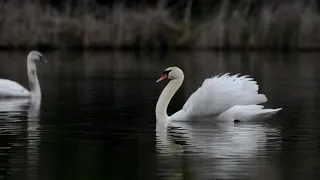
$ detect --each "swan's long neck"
[27,59,41,98]
[156,77,184,124]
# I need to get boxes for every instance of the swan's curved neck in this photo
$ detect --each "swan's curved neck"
[156,77,184,124]
[27,59,41,98]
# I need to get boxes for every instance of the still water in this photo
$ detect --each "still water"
[0,51,319,180]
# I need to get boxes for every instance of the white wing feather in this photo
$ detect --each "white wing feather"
[0,79,30,97]
[181,73,267,118]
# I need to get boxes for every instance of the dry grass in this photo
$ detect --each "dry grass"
[0,0,320,50]
[195,0,320,49]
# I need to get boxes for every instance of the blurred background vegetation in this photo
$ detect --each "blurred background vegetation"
[0,0,320,50]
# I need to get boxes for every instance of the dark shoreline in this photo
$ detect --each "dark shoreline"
[1,1,320,53]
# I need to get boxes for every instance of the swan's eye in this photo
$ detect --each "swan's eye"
[157,70,172,83]
[38,55,48,64]
[162,70,171,75]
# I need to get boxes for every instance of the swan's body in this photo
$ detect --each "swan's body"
[0,79,30,97]
[155,67,281,124]
[0,51,47,99]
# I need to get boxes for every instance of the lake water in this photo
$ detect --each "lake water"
[0,51,319,180]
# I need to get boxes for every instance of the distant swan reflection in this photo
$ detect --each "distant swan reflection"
[27,97,41,180]
[0,98,41,179]
[0,97,41,180]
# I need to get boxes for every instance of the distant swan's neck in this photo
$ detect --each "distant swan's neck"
[27,59,41,98]
[156,78,184,124]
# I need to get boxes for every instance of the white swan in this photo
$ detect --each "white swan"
[155,67,282,124]
[0,50,47,98]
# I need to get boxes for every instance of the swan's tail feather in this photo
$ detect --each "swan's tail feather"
[254,107,282,119]
[225,105,282,122]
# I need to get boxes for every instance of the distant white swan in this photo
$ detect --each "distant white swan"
[0,50,47,98]
[155,67,282,124]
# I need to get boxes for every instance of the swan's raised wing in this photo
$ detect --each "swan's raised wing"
[182,73,267,117]
[0,79,30,97]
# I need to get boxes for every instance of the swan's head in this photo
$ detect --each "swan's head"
[27,50,48,64]
[156,67,184,83]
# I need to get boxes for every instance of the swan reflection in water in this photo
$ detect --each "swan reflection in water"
[0,97,41,180]
[27,97,41,180]
[156,121,282,180]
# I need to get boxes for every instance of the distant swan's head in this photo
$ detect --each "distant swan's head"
[27,50,48,64]
[156,67,184,83]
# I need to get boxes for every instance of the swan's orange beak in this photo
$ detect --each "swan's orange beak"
[156,74,168,83]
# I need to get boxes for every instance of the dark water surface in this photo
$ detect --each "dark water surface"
[0,51,319,180]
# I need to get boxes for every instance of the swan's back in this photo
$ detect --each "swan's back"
[181,73,267,118]
[0,79,30,97]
